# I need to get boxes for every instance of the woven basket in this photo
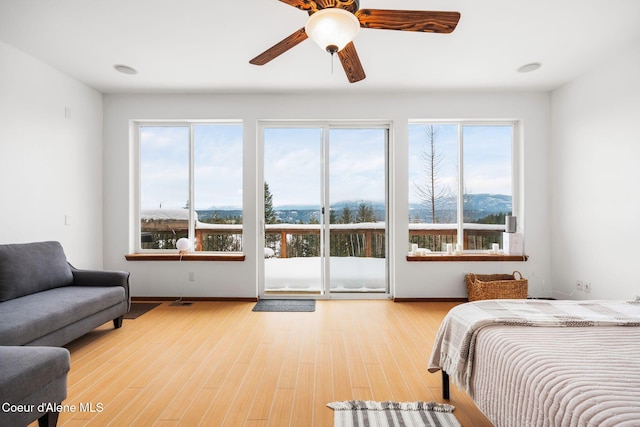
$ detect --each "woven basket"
[465,271,528,301]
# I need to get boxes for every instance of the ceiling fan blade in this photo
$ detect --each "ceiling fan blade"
[278,1,358,14]
[278,0,316,12]
[249,28,308,66]
[355,9,460,33]
[337,42,366,83]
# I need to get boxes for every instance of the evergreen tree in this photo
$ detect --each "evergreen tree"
[329,208,337,224]
[477,212,509,224]
[264,182,277,224]
[307,215,320,256]
[264,181,280,255]
[340,206,353,224]
[356,202,375,223]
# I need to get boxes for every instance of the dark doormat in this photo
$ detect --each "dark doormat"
[124,302,161,319]
[252,299,316,312]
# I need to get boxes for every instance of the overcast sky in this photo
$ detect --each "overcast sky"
[408,123,512,205]
[140,124,243,210]
[140,123,511,211]
[264,127,386,207]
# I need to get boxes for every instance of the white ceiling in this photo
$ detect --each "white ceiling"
[1,0,639,94]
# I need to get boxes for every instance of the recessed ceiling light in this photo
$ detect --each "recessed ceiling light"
[517,62,542,73]
[113,64,138,75]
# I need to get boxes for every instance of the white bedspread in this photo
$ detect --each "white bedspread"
[427,299,640,393]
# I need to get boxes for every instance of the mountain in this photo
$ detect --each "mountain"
[196,209,242,221]
[273,200,385,211]
[409,193,512,223]
[200,194,511,223]
[464,193,512,212]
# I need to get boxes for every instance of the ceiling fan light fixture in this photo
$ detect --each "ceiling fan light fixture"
[305,8,360,54]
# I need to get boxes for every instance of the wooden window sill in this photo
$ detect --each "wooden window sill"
[406,254,528,262]
[125,253,245,261]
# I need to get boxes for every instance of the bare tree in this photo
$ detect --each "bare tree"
[414,125,452,223]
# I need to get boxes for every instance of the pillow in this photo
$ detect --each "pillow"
[0,241,73,302]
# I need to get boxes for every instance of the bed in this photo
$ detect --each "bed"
[428,299,640,426]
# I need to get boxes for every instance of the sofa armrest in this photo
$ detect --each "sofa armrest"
[71,267,131,310]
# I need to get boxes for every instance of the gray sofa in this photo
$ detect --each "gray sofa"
[0,241,131,427]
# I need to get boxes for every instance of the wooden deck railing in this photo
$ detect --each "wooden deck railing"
[141,220,505,256]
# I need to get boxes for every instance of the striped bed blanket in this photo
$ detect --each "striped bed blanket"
[472,326,640,426]
[428,299,640,393]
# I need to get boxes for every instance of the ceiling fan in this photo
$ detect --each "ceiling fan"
[249,0,461,83]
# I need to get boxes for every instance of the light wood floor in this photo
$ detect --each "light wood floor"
[40,300,493,427]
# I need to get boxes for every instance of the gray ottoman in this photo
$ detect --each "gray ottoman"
[0,346,70,427]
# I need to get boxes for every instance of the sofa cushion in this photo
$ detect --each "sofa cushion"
[0,286,126,346]
[0,346,70,405]
[0,241,73,302]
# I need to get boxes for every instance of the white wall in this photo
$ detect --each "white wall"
[0,41,104,268]
[103,91,551,299]
[5,33,637,301]
[550,40,640,300]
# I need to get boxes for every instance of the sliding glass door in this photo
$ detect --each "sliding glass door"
[263,127,324,293]
[328,128,387,293]
[260,123,389,298]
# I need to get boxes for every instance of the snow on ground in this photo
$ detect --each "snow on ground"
[265,256,386,292]
[141,209,194,220]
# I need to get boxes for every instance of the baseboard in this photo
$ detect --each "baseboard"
[132,296,258,302]
[393,297,468,302]
[133,296,470,303]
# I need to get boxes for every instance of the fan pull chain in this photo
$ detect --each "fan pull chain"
[331,52,334,75]
[326,45,339,76]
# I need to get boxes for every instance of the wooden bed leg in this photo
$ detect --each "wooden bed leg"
[442,371,450,400]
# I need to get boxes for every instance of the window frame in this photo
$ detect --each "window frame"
[133,119,244,254]
[257,119,393,298]
[408,119,520,253]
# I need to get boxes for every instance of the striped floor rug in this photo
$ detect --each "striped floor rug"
[327,401,460,427]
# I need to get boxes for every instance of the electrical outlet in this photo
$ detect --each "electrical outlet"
[188,272,195,281]
[584,282,591,293]
[576,280,583,291]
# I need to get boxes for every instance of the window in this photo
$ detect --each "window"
[408,122,516,252]
[137,122,243,252]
